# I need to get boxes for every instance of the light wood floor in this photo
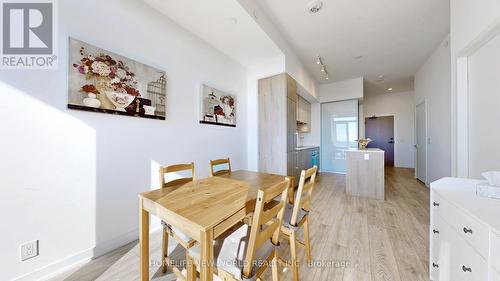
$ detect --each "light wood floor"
[50,167,429,281]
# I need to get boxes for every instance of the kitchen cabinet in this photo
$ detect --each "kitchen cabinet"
[297,96,311,132]
[258,73,298,176]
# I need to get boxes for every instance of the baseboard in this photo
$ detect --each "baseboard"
[12,248,93,281]
[12,221,162,281]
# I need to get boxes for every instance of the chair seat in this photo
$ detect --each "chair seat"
[162,221,193,243]
[188,224,278,281]
[282,202,309,229]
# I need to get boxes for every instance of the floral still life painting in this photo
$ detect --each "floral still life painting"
[68,38,166,120]
[199,84,236,127]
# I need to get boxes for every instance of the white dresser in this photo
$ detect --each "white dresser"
[430,178,500,281]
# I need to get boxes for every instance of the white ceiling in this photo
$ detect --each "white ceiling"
[255,0,450,94]
[143,0,283,68]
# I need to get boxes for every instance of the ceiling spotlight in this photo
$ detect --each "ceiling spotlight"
[321,65,326,72]
[316,56,322,65]
[308,1,323,13]
[378,75,384,79]
[388,88,393,91]
[325,76,329,80]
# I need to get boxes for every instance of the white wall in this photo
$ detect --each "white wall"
[0,0,249,280]
[414,35,451,184]
[468,32,500,178]
[320,77,364,103]
[237,0,320,100]
[363,91,415,168]
[450,0,500,176]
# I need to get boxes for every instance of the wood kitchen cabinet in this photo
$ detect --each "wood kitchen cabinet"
[258,73,298,176]
[297,96,311,132]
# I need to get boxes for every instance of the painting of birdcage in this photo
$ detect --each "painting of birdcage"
[68,38,166,120]
[199,84,236,127]
[147,74,166,116]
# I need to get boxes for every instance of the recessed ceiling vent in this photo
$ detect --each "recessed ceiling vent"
[307,1,323,14]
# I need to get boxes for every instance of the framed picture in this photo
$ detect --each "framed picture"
[68,38,166,120]
[199,84,236,127]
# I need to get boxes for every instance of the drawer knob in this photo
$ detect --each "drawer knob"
[432,263,439,268]
[433,229,439,234]
[462,265,472,272]
[463,227,473,234]
[433,202,440,207]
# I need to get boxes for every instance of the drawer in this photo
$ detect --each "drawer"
[491,231,500,275]
[430,215,443,280]
[449,235,488,281]
[434,191,490,259]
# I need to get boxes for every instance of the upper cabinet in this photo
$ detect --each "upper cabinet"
[297,96,311,132]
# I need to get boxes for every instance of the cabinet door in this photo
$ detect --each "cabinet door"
[286,74,297,102]
[287,98,297,151]
[287,151,298,178]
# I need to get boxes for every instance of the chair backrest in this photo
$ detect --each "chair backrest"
[242,178,289,278]
[159,162,195,188]
[290,166,317,226]
[209,158,231,176]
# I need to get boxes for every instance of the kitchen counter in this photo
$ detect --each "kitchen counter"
[346,148,385,200]
[295,146,319,151]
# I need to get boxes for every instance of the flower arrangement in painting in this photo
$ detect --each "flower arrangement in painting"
[72,47,140,97]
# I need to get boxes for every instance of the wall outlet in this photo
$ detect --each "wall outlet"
[20,240,39,261]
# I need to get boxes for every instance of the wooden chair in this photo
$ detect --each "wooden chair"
[159,163,198,278]
[209,158,231,176]
[187,178,290,281]
[280,166,317,281]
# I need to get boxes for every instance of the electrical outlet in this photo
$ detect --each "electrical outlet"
[20,240,39,261]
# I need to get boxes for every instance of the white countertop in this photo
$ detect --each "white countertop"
[295,146,319,151]
[431,177,500,234]
[345,148,384,153]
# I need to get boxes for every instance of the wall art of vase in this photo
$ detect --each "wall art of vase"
[68,38,167,120]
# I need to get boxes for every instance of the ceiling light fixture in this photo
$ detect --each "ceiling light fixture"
[388,88,393,91]
[315,55,329,80]
[307,0,323,14]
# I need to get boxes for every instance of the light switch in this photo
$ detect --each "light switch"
[364,153,369,160]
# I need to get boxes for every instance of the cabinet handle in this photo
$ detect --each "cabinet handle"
[462,265,472,272]
[433,229,439,234]
[433,202,439,207]
[463,227,473,234]
[432,263,439,268]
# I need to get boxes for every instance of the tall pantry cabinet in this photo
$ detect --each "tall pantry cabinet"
[258,73,299,180]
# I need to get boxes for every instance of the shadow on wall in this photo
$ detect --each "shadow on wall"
[0,79,96,281]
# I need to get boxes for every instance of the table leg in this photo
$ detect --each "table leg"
[139,198,150,281]
[199,229,214,281]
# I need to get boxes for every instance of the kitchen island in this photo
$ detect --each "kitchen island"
[346,148,385,200]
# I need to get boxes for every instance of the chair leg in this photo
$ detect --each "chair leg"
[303,217,312,264]
[289,230,299,281]
[161,227,169,273]
[186,253,196,281]
[272,250,280,281]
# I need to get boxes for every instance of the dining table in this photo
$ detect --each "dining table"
[138,170,293,281]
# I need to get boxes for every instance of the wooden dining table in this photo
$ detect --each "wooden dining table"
[138,170,292,281]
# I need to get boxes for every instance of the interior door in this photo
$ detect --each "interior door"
[365,116,394,166]
[416,102,427,182]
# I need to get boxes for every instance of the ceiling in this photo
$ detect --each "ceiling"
[255,0,450,94]
[143,0,283,68]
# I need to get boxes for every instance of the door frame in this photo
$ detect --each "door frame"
[364,114,396,166]
[415,100,428,185]
[454,18,500,177]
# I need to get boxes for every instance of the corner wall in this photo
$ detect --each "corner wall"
[0,0,249,280]
[415,35,452,183]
